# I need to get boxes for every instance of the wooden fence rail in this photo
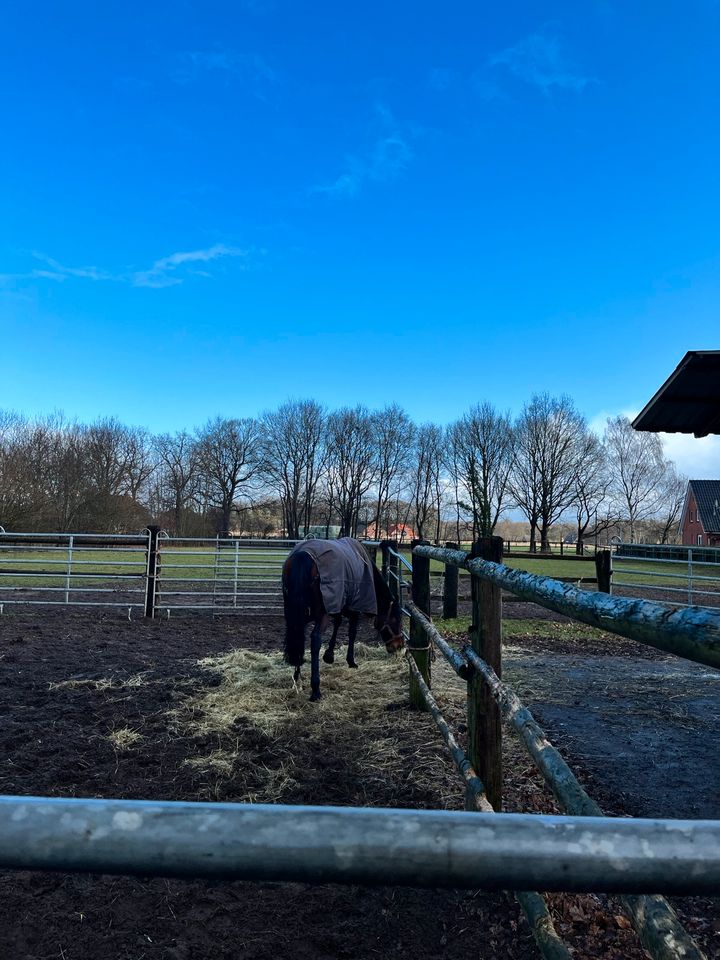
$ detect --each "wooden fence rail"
[405,538,718,960]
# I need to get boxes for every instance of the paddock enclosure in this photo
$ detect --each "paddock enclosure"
[1,535,720,959]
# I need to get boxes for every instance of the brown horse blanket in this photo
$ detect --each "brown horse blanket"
[293,538,377,616]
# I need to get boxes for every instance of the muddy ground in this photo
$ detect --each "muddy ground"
[0,606,718,960]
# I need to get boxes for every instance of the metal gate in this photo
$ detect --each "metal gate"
[0,531,150,613]
[153,536,300,616]
[611,545,720,609]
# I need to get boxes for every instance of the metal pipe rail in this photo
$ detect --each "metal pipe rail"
[2,796,720,895]
[414,545,720,670]
[0,531,151,610]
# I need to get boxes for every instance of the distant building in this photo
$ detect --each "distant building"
[360,523,417,543]
[680,481,720,546]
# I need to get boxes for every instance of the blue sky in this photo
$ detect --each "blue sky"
[1,1,719,474]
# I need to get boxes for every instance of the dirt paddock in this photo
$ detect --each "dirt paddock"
[0,606,718,960]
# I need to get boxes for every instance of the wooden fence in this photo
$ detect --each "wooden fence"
[402,536,720,960]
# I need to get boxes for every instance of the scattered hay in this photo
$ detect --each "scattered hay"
[107,727,143,751]
[172,643,416,799]
[49,673,150,692]
[187,643,405,740]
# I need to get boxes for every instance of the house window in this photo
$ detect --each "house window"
[697,534,703,546]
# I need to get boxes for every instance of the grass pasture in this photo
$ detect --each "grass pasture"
[2,541,719,614]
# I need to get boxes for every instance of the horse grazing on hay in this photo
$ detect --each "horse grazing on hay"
[282,537,404,701]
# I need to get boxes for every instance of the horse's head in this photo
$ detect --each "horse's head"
[375,600,404,654]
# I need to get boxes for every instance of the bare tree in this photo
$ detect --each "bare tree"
[76,418,154,531]
[196,417,261,535]
[604,416,667,542]
[0,412,41,529]
[572,432,614,553]
[410,423,445,541]
[154,431,200,535]
[447,403,514,539]
[370,405,416,539]
[656,464,687,544]
[509,394,586,551]
[325,406,379,538]
[260,400,326,539]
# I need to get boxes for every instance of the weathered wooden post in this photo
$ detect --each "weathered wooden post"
[595,550,612,594]
[144,525,161,619]
[409,540,431,709]
[468,536,503,811]
[443,542,459,620]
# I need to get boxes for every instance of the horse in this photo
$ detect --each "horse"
[281,537,404,701]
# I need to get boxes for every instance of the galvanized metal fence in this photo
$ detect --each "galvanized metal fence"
[611,543,720,608]
[0,530,385,618]
[153,535,298,615]
[0,531,150,614]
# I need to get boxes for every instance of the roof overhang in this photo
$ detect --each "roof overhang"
[632,351,720,438]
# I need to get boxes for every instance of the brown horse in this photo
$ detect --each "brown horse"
[282,538,404,701]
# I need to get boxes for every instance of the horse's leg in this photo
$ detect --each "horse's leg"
[346,614,359,669]
[293,667,301,682]
[310,615,329,702]
[323,615,342,664]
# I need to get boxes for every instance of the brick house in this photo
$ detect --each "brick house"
[680,480,720,546]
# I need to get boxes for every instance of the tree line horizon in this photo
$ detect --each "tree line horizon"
[0,396,686,551]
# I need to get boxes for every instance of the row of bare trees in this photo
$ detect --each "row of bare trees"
[0,397,687,546]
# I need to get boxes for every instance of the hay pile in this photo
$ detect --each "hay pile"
[173,642,468,809]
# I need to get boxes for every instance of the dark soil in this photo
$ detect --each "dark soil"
[0,609,538,960]
[0,608,718,959]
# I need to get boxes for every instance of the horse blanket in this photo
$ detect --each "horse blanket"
[292,538,377,617]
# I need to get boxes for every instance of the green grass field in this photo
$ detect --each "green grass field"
[1,542,719,600]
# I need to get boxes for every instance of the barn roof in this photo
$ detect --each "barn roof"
[688,480,720,534]
[632,351,720,438]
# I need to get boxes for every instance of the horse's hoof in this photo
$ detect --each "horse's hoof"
[309,691,322,702]
[323,650,335,664]
[347,661,358,669]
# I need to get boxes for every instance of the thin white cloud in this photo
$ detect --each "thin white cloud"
[659,433,720,480]
[314,105,414,199]
[132,244,248,288]
[490,31,594,93]
[0,245,251,290]
[32,254,113,282]
[588,408,720,478]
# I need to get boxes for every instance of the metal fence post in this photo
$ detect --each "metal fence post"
[409,540,431,710]
[443,542,459,619]
[64,535,74,605]
[468,536,503,811]
[386,540,399,603]
[144,526,160,619]
[688,547,694,606]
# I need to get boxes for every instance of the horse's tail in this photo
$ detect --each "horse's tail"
[282,550,313,667]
